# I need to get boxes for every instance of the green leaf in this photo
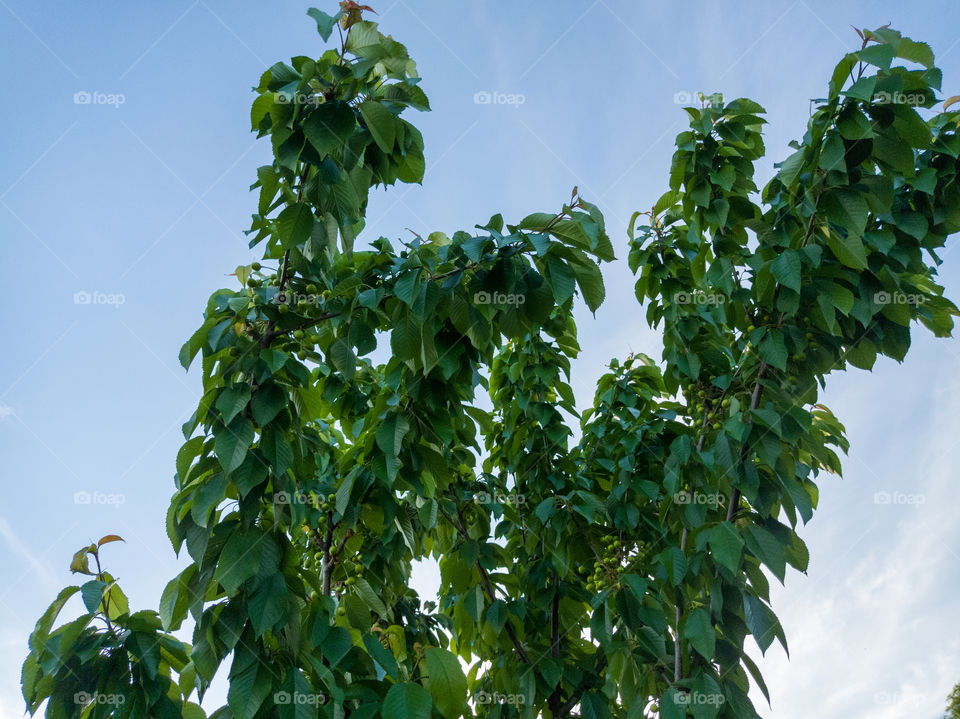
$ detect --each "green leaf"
[375,414,410,484]
[846,337,877,370]
[777,148,805,186]
[659,688,685,719]
[249,571,289,636]
[709,522,744,574]
[330,339,356,380]
[858,43,895,69]
[743,593,784,654]
[744,525,787,583]
[683,607,716,660]
[228,645,273,719]
[463,585,484,621]
[897,38,935,68]
[381,683,433,719]
[306,8,339,41]
[216,385,251,425]
[215,528,264,594]
[363,632,400,680]
[352,578,389,618]
[423,648,468,718]
[771,251,801,293]
[822,227,868,270]
[742,651,771,705]
[581,693,612,719]
[278,668,317,719]
[159,566,194,631]
[103,582,128,619]
[276,202,315,250]
[825,283,854,315]
[391,315,421,361]
[359,101,397,153]
[176,436,204,484]
[250,92,273,131]
[758,331,788,371]
[653,190,681,214]
[69,544,96,575]
[547,257,576,305]
[179,321,212,370]
[215,416,255,474]
[261,349,288,374]
[261,425,294,476]
[30,586,81,649]
[844,75,877,102]
[302,101,356,158]
[784,531,810,573]
[819,133,847,173]
[80,580,107,613]
[251,383,287,427]
[572,258,606,313]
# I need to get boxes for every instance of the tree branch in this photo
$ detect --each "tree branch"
[555,655,608,717]
[437,503,532,664]
[726,360,768,522]
[674,527,688,683]
[548,584,562,714]
[321,511,334,595]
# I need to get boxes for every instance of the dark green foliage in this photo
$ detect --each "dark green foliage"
[23,16,960,719]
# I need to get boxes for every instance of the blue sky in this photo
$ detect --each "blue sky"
[1,1,959,717]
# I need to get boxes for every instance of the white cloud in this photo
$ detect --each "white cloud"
[749,355,960,719]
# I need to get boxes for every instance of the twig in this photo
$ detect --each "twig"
[437,503,532,664]
[726,361,768,521]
